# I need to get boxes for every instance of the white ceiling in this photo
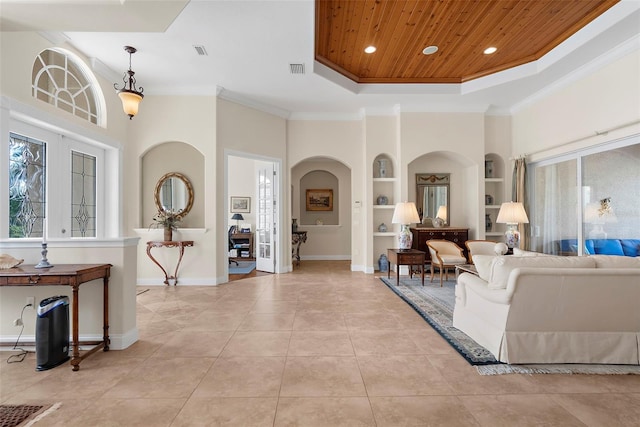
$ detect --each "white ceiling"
[2,0,640,118]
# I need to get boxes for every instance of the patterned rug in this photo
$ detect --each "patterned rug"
[379,276,499,365]
[380,276,640,375]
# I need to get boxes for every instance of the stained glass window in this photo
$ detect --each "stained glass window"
[9,132,46,238]
[71,151,96,237]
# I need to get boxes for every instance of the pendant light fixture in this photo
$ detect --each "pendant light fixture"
[114,46,144,119]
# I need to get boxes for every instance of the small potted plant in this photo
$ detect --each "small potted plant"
[149,209,183,241]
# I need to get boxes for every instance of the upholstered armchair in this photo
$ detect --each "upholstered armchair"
[465,240,499,263]
[426,240,467,286]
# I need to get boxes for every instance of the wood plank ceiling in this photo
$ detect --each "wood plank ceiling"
[315,0,619,84]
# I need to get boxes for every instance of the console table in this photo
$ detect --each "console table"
[146,240,194,285]
[0,264,111,371]
[292,231,307,266]
[387,249,425,286]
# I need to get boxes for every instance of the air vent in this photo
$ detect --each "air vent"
[193,45,208,56]
[289,63,305,74]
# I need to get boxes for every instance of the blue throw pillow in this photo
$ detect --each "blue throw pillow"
[621,239,640,257]
[588,239,624,255]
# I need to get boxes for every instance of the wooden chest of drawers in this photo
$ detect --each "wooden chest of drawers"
[411,227,469,263]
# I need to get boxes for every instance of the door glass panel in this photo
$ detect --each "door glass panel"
[9,132,46,238]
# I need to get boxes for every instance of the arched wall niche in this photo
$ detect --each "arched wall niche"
[407,150,478,232]
[141,141,205,228]
[291,157,352,259]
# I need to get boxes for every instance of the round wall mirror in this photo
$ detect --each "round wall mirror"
[154,172,194,218]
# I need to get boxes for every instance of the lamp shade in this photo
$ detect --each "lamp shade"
[391,202,420,225]
[231,213,244,221]
[436,205,447,221]
[496,202,529,224]
[118,90,143,118]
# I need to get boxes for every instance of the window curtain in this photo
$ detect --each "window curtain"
[512,157,530,250]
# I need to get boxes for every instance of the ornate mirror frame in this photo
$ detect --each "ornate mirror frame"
[154,172,194,218]
[416,173,450,226]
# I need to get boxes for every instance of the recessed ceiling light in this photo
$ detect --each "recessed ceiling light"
[364,46,376,54]
[484,46,498,55]
[422,45,438,55]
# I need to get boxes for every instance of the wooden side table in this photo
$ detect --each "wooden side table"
[387,249,425,286]
[146,240,194,285]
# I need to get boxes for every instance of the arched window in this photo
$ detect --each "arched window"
[32,48,106,126]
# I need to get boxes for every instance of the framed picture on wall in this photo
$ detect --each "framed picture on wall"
[306,189,333,211]
[230,196,251,213]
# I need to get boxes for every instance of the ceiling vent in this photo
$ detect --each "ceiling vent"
[289,63,305,74]
[193,45,208,56]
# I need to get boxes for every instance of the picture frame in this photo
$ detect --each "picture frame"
[230,196,251,213]
[306,189,333,211]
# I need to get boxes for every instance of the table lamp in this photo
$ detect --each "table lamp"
[496,201,529,249]
[231,213,244,229]
[392,202,420,250]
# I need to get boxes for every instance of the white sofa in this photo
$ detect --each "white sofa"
[453,253,640,364]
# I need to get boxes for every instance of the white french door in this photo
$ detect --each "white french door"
[256,163,277,272]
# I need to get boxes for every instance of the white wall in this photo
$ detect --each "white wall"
[513,50,640,161]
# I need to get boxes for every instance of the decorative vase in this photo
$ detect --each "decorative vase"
[164,227,173,241]
[378,254,389,272]
[377,194,388,205]
[378,223,387,232]
[485,214,492,232]
[292,218,298,232]
[398,224,413,250]
[432,217,444,228]
[377,158,388,178]
[485,160,494,178]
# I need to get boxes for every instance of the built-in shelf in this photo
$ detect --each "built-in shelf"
[485,178,504,183]
[373,205,395,210]
[485,205,502,209]
[373,232,398,237]
[372,177,397,182]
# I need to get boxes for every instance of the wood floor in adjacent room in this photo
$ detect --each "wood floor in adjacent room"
[2,261,639,426]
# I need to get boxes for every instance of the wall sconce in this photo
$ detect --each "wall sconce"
[114,46,144,119]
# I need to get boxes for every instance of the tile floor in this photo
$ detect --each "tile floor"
[1,261,639,426]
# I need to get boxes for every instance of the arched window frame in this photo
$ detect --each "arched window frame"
[32,48,107,127]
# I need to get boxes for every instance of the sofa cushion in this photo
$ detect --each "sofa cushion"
[513,248,553,257]
[472,255,495,282]
[589,254,640,268]
[621,239,640,257]
[487,256,596,290]
[588,239,625,256]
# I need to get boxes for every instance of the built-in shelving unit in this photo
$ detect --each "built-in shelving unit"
[484,154,506,238]
[372,154,397,269]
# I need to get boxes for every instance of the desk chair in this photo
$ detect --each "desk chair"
[228,226,239,266]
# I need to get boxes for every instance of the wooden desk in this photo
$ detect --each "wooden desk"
[146,240,194,285]
[292,231,307,266]
[0,264,111,371]
[230,232,254,261]
[387,249,425,286]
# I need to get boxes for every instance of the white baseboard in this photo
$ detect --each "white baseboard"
[137,278,219,286]
[300,255,351,260]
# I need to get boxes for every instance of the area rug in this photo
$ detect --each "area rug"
[380,276,640,375]
[379,276,499,365]
[229,261,256,275]
[0,404,57,427]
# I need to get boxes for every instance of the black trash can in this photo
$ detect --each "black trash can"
[36,296,70,371]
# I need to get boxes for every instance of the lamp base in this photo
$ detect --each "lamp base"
[504,224,520,249]
[398,224,413,250]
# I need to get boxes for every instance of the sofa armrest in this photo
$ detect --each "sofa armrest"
[457,273,511,306]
